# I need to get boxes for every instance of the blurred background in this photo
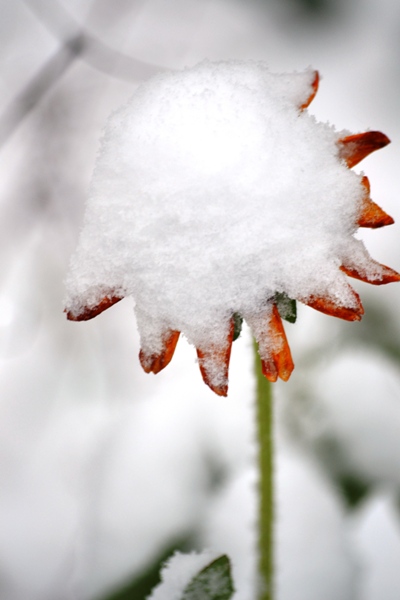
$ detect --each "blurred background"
[1,0,400,598]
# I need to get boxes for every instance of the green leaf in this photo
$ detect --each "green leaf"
[275,292,297,324]
[232,313,243,341]
[180,555,235,600]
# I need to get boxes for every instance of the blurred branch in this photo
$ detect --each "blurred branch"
[23,0,163,81]
[0,0,163,146]
[0,36,82,146]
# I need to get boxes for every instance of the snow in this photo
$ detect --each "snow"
[65,61,365,365]
[352,494,400,600]
[284,349,400,488]
[2,0,400,599]
[198,468,258,600]
[189,432,357,600]
[147,550,222,600]
[275,445,356,600]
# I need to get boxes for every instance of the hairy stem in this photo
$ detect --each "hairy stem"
[254,340,274,600]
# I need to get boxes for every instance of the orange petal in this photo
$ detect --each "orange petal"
[66,295,123,321]
[299,70,319,111]
[139,330,180,374]
[338,131,390,168]
[359,200,394,228]
[361,175,371,194]
[196,320,234,397]
[261,356,278,383]
[246,305,294,383]
[357,175,394,229]
[358,176,394,228]
[305,287,364,321]
[340,262,400,285]
[265,304,294,382]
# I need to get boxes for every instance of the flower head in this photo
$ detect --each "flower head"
[65,61,399,396]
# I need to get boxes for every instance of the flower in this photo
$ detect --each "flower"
[65,62,400,396]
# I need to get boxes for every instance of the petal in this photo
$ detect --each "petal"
[361,174,371,194]
[304,285,364,321]
[66,295,123,321]
[359,201,394,228]
[299,70,319,111]
[196,320,234,396]
[358,176,394,229]
[139,330,180,374]
[341,262,400,285]
[338,131,390,169]
[246,304,294,383]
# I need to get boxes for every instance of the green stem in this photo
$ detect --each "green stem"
[254,340,274,600]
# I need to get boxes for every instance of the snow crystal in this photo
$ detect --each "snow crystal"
[65,60,364,355]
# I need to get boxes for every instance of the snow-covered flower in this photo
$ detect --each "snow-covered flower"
[64,61,399,396]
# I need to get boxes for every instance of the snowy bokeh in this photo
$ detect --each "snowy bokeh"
[1,0,400,599]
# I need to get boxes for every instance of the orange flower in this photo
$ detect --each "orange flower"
[65,67,400,396]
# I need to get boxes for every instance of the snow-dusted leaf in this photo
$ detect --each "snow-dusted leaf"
[232,313,243,341]
[180,555,234,600]
[275,292,297,323]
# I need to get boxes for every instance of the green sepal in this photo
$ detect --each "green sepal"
[181,555,235,600]
[232,313,243,341]
[275,292,297,324]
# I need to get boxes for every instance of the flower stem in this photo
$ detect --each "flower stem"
[254,340,274,600]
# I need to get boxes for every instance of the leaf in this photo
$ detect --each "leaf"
[275,292,297,323]
[180,555,235,600]
[232,313,243,341]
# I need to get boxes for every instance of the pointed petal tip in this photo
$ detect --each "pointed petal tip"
[312,70,320,85]
[196,320,234,396]
[202,378,229,397]
[358,204,395,229]
[196,353,230,397]
[388,269,400,283]
[279,363,295,382]
[299,70,320,111]
[250,304,294,384]
[139,350,153,373]
[341,264,400,285]
[262,357,294,382]
[358,175,395,228]
[339,131,391,168]
[361,175,370,193]
[270,304,295,381]
[261,360,278,383]
[65,295,123,321]
[305,292,364,321]
[65,309,79,321]
[139,330,180,374]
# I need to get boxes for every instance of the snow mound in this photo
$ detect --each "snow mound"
[65,61,364,357]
